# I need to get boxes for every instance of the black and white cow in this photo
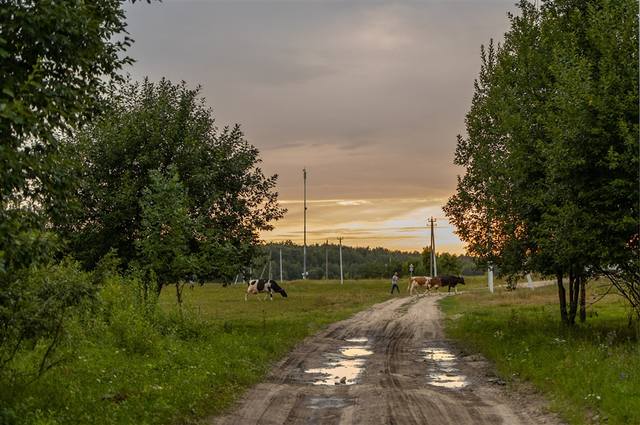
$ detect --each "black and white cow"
[245,279,288,301]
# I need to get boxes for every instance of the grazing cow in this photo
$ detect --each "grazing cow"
[438,275,465,294]
[408,276,440,296]
[245,279,288,301]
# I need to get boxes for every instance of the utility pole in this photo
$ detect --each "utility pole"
[325,239,329,280]
[428,217,437,277]
[279,249,283,282]
[303,168,307,280]
[268,251,272,280]
[338,237,344,285]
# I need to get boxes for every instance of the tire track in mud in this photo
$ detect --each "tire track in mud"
[210,295,562,425]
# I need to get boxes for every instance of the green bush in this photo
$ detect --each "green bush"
[98,277,161,355]
[0,259,95,384]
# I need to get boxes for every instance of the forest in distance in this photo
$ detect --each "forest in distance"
[254,242,484,281]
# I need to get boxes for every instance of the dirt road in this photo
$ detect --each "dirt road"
[211,295,561,425]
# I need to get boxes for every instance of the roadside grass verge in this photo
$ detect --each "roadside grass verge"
[440,283,639,425]
[1,279,392,425]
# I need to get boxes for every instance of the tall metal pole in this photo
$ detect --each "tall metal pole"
[268,251,272,280]
[338,237,344,285]
[429,217,437,277]
[279,249,283,282]
[325,239,329,280]
[432,218,437,277]
[303,168,307,280]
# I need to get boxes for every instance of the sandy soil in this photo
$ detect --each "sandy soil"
[210,294,563,425]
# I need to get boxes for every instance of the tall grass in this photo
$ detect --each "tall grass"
[0,279,392,424]
[440,284,639,425]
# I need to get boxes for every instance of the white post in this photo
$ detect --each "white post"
[279,249,283,282]
[433,252,437,277]
[338,237,344,285]
[488,263,494,293]
[526,273,534,289]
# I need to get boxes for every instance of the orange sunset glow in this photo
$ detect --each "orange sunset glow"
[261,197,463,253]
[124,1,517,253]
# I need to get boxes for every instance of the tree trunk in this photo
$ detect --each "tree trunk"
[175,281,184,305]
[579,276,586,322]
[568,269,580,325]
[557,272,568,324]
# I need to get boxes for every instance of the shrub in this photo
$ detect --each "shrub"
[0,259,95,383]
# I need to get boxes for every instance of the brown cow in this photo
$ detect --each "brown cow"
[408,276,440,296]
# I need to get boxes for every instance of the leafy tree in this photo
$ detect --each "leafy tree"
[437,253,463,276]
[64,79,285,287]
[445,0,638,324]
[0,0,140,377]
[0,1,136,274]
[136,168,198,303]
[536,0,639,322]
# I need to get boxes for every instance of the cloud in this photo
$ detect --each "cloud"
[123,0,517,252]
[336,200,371,206]
[261,197,463,253]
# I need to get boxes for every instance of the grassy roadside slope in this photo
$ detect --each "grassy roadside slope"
[440,283,639,425]
[5,279,392,425]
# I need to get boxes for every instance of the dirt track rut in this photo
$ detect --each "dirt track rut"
[211,295,561,425]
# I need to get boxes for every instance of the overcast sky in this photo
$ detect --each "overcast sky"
[123,0,517,252]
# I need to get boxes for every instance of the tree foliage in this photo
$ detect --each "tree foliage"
[445,0,639,323]
[259,242,480,281]
[0,0,135,377]
[0,0,135,274]
[63,79,285,287]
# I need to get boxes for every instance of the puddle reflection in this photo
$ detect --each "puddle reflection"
[422,347,469,389]
[305,339,374,386]
[307,396,352,410]
[423,348,456,362]
[340,347,373,357]
[306,358,366,385]
[345,337,369,344]
[428,373,469,389]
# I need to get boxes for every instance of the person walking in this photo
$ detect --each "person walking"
[390,271,400,295]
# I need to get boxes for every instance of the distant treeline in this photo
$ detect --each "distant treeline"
[250,242,484,281]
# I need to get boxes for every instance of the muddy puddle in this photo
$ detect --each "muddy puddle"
[422,347,469,389]
[306,396,353,410]
[345,337,368,344]
[305,337,373,386]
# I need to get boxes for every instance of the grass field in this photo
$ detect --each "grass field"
[440,282,640,425]
[6,276,637,425]
[3,279,393,425]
